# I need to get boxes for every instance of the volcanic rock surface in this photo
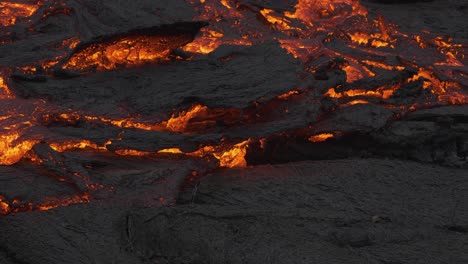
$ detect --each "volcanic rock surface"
[1,159,468,263]
[0,0,467,263]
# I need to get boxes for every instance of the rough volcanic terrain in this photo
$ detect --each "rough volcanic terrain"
[0,0,467,263]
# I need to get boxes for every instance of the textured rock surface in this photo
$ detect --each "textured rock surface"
[0,1,467,263]
[363,0,467,38]
[1,159,468,264]
[14,42,303,115]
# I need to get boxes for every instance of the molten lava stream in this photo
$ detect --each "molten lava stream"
[0,101,234,167]
[0,193,90,215]
[116,139,251,169]
[0,72,13,99]
[62,38,173,72]
[0,1,41,27]
[54,100,244,134]
[61,22,207,72]
[0,73,39,166]
[183,0,264,54]
[35,193,90,211]
[0,132,39,166]
[309,133,334,143]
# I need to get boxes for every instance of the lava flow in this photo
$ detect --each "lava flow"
[0,0,467,215]
[0,1,40,27]
[62,22,207,72]
[0,73,12,98]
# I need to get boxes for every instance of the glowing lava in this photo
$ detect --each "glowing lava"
[0,74,13,99]
[36,193,90,211]
[116,139,251,168]
[165,104,209,133]
[0,132,39,165]
[213,140,250,168]
[0,0,467,216]
[62,22,207,72]
[0,1,40,27]
[309,133,334,143]
[0,195,9,214]
[0,193,90,215]
[63,36,173,71]
[49,140,111,153]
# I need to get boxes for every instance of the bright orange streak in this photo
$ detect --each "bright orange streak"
[325,87,395,100]
[362,60,405,71]
[309,133,334,143]
[49,140,111,153]
[117,139,251,168]
[0,75,13,99]
[278,90,299,100]
[115,149,152,156]
[158,148,184,154]
[50,103,218,139]
[83,115,159,131]
[37,193,90,211]
[434,51,463,67]
[220,0,232,9]
[345,99,369,106]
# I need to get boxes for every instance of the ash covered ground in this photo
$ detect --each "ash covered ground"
[0,0,467,263]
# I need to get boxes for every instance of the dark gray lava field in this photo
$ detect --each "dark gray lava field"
[0,0,467,263]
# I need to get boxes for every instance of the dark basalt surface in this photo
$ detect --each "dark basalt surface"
[1,159,468,264]
[362,0,467,39]
[13,42,303,115]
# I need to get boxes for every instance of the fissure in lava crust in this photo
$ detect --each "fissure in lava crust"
[0,0,466,216]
